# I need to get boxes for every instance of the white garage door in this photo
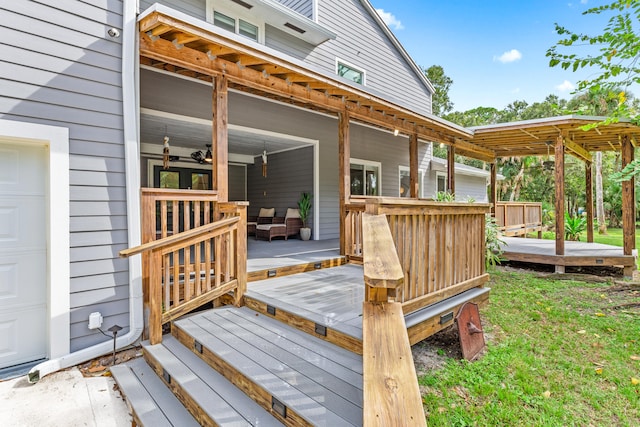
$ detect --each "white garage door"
[0,142,47,370]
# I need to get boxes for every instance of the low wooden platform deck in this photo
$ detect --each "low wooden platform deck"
[247,238,346,281]
[500,237,637,272]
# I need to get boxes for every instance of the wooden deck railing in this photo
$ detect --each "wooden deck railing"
[361,213,426,426]
[121,188,247,344]
[495,202,543,237]
[347,196,490,315]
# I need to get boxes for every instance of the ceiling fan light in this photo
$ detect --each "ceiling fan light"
[205,144,213,163]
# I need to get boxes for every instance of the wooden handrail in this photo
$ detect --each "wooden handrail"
[346,197,490,315]
[130,193,247,345]
[119,216,239,258]
[362,213,404,302]
[361,212,426,426]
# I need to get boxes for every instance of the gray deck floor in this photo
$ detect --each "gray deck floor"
[501,236,634,258]
[247,263,365,340]
[247,238,341,272]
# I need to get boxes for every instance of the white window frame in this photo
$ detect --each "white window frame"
[436,171,448,194]
[206,0,265,43]
[336,58,366,85]
[398,166,424,198]
[350,158,381,196]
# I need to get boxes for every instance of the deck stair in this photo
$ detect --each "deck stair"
[113,304,363,426]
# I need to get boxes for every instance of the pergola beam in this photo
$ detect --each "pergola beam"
[564,139,592,162]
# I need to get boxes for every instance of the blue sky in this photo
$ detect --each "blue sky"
[369,0,612,112]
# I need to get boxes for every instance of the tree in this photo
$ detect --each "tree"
[547,0,640,121]
[565,88,632,233]
[424,65,454,116]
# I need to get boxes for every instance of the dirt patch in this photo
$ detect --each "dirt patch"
[412,320,493,374]
[79,347,142,377]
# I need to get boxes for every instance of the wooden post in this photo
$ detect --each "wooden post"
[585,160,594,243]
[409,133,419,198]
[621,134,635,258]
[555,134,565,261]
[490,162,497,217]
[213,75,228,203]
[141,191,155,340]
[148,250,162,345]
[447,145,455,196]
[339,111,350,255]
[235,204,247,306]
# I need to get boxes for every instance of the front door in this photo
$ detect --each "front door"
[0,142,47,369]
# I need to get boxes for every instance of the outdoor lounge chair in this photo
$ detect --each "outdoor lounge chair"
[247,207,275,236]
[255,208,303,241]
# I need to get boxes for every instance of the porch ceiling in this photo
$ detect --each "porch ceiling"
[137,5,494,162]
[464,115,640,161]
[140,109,314,156]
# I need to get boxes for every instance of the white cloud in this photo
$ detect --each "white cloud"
[376,8,404,30]
[494,49,522,63]
[581,0,588,4]
[511,88,521,94]
[555,80,575,92]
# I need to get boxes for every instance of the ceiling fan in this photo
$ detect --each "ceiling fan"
[191,144,213,164]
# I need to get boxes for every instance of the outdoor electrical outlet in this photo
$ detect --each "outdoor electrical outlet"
[88,312,103,329]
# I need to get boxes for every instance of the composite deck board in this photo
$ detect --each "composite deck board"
[247,238,341,272]
[143,336,284,426]
[248,264,365,338]
[161,337,285,426]
[500,237,635,267]
[231,306,363,372]
[247,291,364,339]
[404,287,491,329]
[111,358,200,427]
[214,308,363,390]
[186,311,363,425]
[175,308,362,426]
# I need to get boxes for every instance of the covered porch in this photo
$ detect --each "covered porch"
[122,4,496,425]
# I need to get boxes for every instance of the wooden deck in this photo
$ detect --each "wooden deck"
[500,237,636,272]
[247,238,346,282]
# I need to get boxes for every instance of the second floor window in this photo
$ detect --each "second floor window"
[337,60,365,85]
[213,11,259,42]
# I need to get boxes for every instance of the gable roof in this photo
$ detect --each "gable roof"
[358,0,436,96]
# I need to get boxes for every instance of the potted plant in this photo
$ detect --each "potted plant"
[298,192,312,241]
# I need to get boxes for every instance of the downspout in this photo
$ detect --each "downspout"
[29,0,142,383]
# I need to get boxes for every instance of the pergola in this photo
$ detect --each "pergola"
[457,116,640,269]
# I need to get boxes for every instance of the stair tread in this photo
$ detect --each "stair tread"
[111,359,199,427]
[404,287,491,328]
[143,336,284,427]
[234,306,363,372]
[175,307,363,426]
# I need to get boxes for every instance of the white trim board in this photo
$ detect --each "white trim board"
[0,119,70,360]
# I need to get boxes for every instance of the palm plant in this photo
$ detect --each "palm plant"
[564,212,587,241]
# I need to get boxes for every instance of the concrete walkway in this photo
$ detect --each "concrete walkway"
[0,367,131,427]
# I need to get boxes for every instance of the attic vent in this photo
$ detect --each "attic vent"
[284,22,306,34]
[230,0,253,9]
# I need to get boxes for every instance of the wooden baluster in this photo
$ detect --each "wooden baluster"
[164,253,171,311]
[173,250,180,306]
[149,250,162,345]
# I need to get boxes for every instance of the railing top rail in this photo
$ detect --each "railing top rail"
[353,195,491,209]
[496,201,542,206]
[362,213,404,294]
[120,216,239,258]
[141,187,219,201]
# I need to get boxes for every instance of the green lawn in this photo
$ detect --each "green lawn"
[420,269,640,426]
